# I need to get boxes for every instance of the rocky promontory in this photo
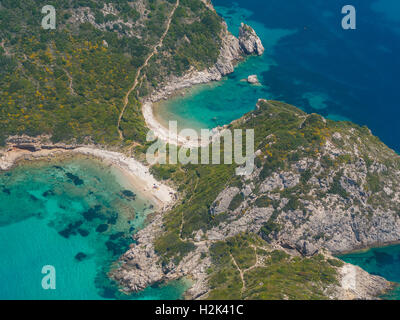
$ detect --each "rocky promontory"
[145,21,264,103]
[238,23,265,56]
[113,99,400,300]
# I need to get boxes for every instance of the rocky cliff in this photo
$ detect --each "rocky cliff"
[238,23,265,56]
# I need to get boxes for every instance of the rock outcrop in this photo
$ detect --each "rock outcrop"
[238,23,265,56]
[334,263,393,300]
[112,217,166,293]
[247,75,260,84]
[5,135,80,152]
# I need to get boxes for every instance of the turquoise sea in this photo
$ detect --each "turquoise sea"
[0,157,188,300]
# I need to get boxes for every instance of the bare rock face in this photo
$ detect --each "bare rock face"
[247,75,260,84]
[111,217,166,293]
[212,22,242,76]
[5,135,79,151]
[334,263,393,300]
[238,23,265,56]
[210,187,240,216]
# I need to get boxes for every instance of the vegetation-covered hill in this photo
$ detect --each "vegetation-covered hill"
[0,0,223,145]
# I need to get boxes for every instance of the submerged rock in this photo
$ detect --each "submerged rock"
[96,224,108,233]
[65,172,84,186]
[109,232,124,241]
[107,213,118,225]
[29,194,39,202]
[78,228,90,237]
[105,241,120,256]
[42,190,55,197]
[82,206,106,221]
[121,190,136,200]
[75,252,87,262]
[58,220,84,238]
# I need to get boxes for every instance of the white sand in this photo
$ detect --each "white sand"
[143,101,205,148]
[74,147,176,208]
[143,100,226,149]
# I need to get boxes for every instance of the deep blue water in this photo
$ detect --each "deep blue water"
[216,0,400,152]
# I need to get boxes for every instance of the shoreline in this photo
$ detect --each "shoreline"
[151,84,214,133]
[0,146,176,210]
[141,20,265,148]
[336,240,400,257]
[142,72,228,148]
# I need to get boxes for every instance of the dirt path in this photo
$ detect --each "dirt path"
[0,40,10,56]
[230,253,246,297]
[63,68,76,96]
[117,0,180,140]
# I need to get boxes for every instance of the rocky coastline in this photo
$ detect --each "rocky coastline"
[111,217,395,300]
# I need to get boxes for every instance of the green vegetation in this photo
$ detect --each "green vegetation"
[366,173,381,193]
[228,192,244,211]
[255,195,279,208]
[260,210,281,240]
[207,234,339,300]
[154,162,236,264]
[0,0,224,145]
[328,172,349,198]
[2,2,398,298]
[327,258,345,268]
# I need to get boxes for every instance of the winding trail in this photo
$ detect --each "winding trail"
[230,253,246,297]
[63,68,76,96]
[0,40,8,55]
[117,0,180,140]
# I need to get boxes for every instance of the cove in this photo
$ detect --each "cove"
[0,156,188,300]
[157,0,400,152]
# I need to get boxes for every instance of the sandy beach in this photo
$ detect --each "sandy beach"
[143,100,229,149]
[143,101,206,148]
[0,146,176,210]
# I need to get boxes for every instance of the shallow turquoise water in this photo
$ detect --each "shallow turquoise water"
[339,245,400,300]
[0,157,188,300]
